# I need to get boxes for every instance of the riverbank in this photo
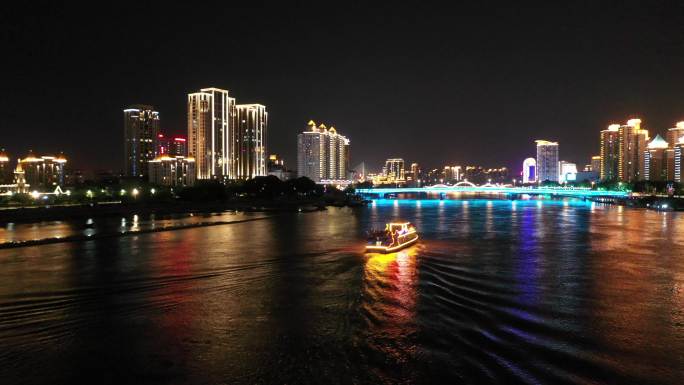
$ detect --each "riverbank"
[0,215,275,249]
[0,198,366,224]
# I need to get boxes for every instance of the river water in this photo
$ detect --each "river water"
[1,198,683,384]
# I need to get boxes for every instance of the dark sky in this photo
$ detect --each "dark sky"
[2,1,684,175]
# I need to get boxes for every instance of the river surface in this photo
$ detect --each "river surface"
[1,198,683,384]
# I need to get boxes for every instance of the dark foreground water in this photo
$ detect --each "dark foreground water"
[1,199,684,384]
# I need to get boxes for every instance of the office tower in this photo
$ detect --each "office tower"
[535,140,559,182]
[124,105,160,178]
[0,149,11,184]
[169,136,187,157]
[618,118,649,182]
[522,157,537,183]
[590,156,601,173]
[643,135,669,181]
[666,121,684,149]
[17,151,67,189]
[188,88,236,180]
[600,124,620,181]
[297,121,350,183]
[559,161,578,183]
[235,104,268,179]
[148,155,196,187]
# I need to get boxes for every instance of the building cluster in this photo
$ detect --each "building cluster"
[521,118,684,186]
[363,157,509,186]
[597,119,684,183]
[124,87,269,187]
[0,149,67,194]
[297,121,351,184]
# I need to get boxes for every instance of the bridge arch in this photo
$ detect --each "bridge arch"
[453,181,476,187]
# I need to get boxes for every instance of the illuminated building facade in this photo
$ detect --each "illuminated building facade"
[591,155,601,173]
[188,88,236,180]
[600,124,620,181]
[124,105,160,178]
[0,149,11,184]
[666,122,684,149]
[410,163,421,185]
[17,151,67,189]
[297,121,350,183]
[235,104,268,179]
[559,161,578,183]
[535,140,559,182]
[643,135,669,181]
[155,133,187,157]
[384,158,405,182]
[169,136,187,157]
[522,157,536,184]
[443,165,461,183]
[675,139,684,183]
[148,155,196,186]
[618,119,649,182]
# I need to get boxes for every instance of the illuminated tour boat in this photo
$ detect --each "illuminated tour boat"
[366,222,419,253]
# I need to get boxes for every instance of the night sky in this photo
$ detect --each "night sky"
[2,1,684,175]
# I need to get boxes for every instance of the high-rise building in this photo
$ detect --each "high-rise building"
[0,149,11,185]
[17,151,67,189]
[297,121,350,183]
[443,165,461,183]
[675,137,684,183]
[666,121,684,149]
[409,163,421,185]
[384,158,405,182]
[643,134,669,182]
[235,104,268,179]
[535,140,559,182]
[590,156,601,173]
[559,161,578,183]
[600,124,620,181]
[618,118,649,182]
[124,105,160,178]
[187,88,236,180]
[522,157,537,183]
[169,136,187,157]
[148,155,196,187]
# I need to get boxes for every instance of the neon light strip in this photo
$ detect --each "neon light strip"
[356,187,628,198]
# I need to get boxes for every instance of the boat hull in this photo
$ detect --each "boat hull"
[365,235,419,254]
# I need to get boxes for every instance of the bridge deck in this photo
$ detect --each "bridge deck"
[356,186,628,198]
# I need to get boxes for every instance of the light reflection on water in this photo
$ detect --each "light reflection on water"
[0,199,683,384]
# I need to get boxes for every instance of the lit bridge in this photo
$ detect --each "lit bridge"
[355,183,629,199]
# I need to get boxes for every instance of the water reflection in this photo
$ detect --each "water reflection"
[0,201,683,384]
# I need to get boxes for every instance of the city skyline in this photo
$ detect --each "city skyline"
[3,2,684,172]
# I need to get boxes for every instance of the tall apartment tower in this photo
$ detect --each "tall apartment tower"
[187,88,236,180]
[618,118,649,182]
[297,121,350,183]
[535,140,559,182]
[643,135,669,181]
[235,104,268,179]
[666,121,684,148]
[124,105,160,178]
[600,124,620,181]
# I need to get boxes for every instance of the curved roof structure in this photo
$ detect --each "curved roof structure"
[647,134,668,149]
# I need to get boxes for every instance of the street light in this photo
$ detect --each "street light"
[132,188,139,198]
